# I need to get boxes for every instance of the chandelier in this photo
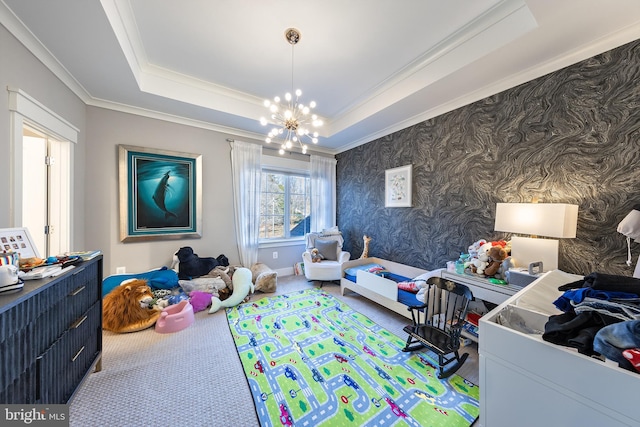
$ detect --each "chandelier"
[259,28,322,155]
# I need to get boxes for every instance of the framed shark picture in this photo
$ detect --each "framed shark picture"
[118,145,202,242]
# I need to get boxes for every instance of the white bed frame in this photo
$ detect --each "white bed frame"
[340,257,431,319]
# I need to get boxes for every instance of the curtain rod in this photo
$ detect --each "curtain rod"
[227,138,311,157]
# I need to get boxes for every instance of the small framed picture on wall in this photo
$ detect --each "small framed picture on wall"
[385,164,412,208]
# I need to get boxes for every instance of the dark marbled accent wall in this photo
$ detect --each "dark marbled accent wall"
[336,39,640,276]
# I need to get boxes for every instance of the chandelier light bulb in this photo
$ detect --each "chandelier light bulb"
[260,117,267,126]
[279,148,285,155]
[285,92,292,101]
[302,106,310,114]
[309,101,316,108]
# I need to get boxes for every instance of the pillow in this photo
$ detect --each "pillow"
[398,281,419,293]
[315,239,338,261]
[343,263,386,277]
[322,226,341,236]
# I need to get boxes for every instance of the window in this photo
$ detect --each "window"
[260,170,311,240]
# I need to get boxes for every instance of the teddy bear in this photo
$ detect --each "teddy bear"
[483,245,509,277]
[310,248,324,263]
[470,242,492,275]
[102,279,161,333]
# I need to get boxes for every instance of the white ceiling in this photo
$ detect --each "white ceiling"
[2,0,640,154]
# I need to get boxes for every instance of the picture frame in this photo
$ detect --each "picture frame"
[385,164,412,207]
[0,227,40,258]
[119,145,202,242]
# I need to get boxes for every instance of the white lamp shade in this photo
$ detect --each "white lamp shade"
[495,203,578,238]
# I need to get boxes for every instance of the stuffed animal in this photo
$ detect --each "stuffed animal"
[310,248,324,263]
[178,277,227,294]
[102,279,161,333]
[484,246,508,277]
[250,262,277,292]
[209,267,254,314]
[172,247,229,280]
[189,290,213,312]
[360,235,372,259]
[205,266,233,288]
[470,242,492,275]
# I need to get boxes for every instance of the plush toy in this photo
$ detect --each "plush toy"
[209,267,254,314]
[360,235,372,259]
[178,277,227,294]
[250,262,277,292]
[189,290,213,312]
[484,246,509,277]
[172,247,229,280]
[310,248,324,263]
[468,239,487,259]
[206,266,233,288]
[470,242,492,275]
[102,279,161,333]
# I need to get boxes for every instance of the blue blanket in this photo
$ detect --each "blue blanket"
[102,267,179,297]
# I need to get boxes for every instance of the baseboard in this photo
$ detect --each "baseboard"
[274,267,294,277]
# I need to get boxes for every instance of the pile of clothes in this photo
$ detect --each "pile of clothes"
[542,272,640,373]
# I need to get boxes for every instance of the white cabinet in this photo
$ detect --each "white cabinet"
[479,270,640,427]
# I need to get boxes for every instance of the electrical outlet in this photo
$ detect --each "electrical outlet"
[116,266,126,274]
[272,251,278,259]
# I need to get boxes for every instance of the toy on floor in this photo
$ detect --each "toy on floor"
[209,267,254,314]
[102,279,161,333]
[251,262,277,292]
[360,235,372,259]
[189,290,213,312]
[172,246,229,280]
[155,300,195,333]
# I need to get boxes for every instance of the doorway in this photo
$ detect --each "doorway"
[21,125,71,258]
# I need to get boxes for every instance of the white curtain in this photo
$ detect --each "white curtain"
[231,140,262,267]
[310,155,337,232]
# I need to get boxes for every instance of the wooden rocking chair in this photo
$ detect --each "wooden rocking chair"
[402,277,473,379]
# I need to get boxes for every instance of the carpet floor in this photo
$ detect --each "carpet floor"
[69,275,480,427]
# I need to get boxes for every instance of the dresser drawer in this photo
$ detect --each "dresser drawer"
[36,301,101,404]
[35,265,100,348]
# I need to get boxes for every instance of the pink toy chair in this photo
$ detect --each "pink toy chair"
[155,300,195,333]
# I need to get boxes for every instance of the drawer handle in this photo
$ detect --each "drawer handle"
[71,315,88,329]
[69,285,86,296]
[72,346,85,362]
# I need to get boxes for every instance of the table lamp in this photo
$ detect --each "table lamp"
[494,202,578,272]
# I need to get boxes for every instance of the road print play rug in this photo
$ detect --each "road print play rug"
[226,288,479,427]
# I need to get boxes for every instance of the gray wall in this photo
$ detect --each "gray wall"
[0,24,87,250]
[86,107,245,274]
[336,39,640,277]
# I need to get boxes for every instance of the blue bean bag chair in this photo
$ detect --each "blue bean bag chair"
[102,266,179,298]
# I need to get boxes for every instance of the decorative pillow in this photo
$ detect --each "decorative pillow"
[315,239,338,261]
[398,281,419,293]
